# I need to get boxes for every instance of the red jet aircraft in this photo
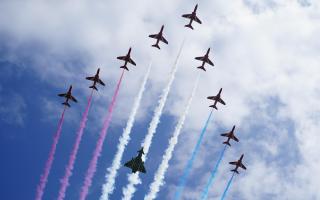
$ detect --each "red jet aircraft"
[86,68,105,91]
[221,126,239,146]
[58,85,77,107]
[117,48,136,71]
[229,154,247,174]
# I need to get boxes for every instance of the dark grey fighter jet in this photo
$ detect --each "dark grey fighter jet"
[229,154,246,174]
[58,85,77,107]
[149,25,168,49]
[221,125,239,146]
[86,68,105,91]
[207,88,225,110]
[117,48,136,71]
[124,148,146,173]
[195,48,214,71]
[182,4,202,30]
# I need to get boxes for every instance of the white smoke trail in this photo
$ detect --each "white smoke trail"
[122,41,185,200]
[99,62,152,200]
[144,73,200,200]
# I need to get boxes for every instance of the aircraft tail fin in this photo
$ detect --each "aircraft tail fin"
[231,169,239,174]
[120,66,129,71]
[89,85,98,91]
[197,66,206,71]
[223,141,231,146]
[62,102,71,107]
[152,43,161,50]
[185,24,194,30]
[209,104,218,110]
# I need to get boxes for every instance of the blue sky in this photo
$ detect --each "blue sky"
[1,0,320,200]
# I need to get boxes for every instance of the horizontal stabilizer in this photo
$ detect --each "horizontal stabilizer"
[209,104,218,110]
[152,43,160,50]
[231,169,239,174]
[197,66,206,71]
[223,141,231,146]
[62,102,70,107]
[89,85,98,91]
[185,24,194,30]
[120,66,129,71]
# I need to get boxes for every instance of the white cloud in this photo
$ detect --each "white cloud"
[0,92,26,126]
[0,0,320,199]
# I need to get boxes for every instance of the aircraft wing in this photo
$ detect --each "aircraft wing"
[98,79,105,86]
[138,162,146,173]
[221,133,229,137]
[195,56,205,61]
[160,36,168,44]
[194,16,202,24]
[124,159,135,168]
[117,56,127,61]
[149,34,159,39]
[241,163,247,170]
[205,58,214,66]
[229,161,238,165]
[70,95,78,102]
[58,93,67,97]
[128,58,136,66]
[182,14,192,19]
[207,95,217,100]
[86,76,95,81]
[232,135,239,142]
[218,98,226,105]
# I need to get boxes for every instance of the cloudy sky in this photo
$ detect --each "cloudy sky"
[1,0,320,199]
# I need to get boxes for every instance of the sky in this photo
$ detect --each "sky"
[0,0,320,199]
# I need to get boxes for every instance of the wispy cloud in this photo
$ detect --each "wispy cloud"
[0,92,26,126]
[1,1,320,199]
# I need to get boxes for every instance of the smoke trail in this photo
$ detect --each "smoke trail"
[144,73,200,200]
[79,70,125,200]
[122,40,185,200]
[100,62,152,200]
[35,107,67,200]
[174,109,214,200]
[220,173,235,200]
[201,145,228,200]
[57,91,94,200]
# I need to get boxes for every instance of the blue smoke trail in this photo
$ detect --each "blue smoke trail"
[220,173,235,200]
[174,110,213,200]
[201,145,227,200]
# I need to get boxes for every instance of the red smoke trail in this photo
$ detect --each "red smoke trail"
[57,90,94,200]
[35,107,67,200]
[79,70,125,200]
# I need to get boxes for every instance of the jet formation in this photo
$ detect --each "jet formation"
[53,2,247,197]
[58,85,77,107]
